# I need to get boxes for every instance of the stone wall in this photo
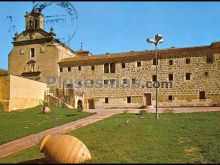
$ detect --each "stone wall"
[59,51,220,109]
[94,96,143,109]
[0,74,48,112]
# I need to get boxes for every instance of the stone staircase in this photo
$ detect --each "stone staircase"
[44,90,74,109]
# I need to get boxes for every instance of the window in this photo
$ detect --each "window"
[132,79,136,84]
[207,54,214,63]
[123,79,128,85]
[168,95,173,101]
[78,81,82,86]
[169,74,173,81]
[104,80,109,85]
[86,80,93,86]
[91,66,95,71]
[110,63,115,73]
[104,63,109,73]
[153,58,157,65]
[105,97,108,103]
[30,48,35,58]
[186,58,190,64]
[66,84,73,88]
[122,63,125,68]
[40,47,45,53]
[137,61,142,67]
[29,20,32,27]
[60,67,63,72]
[78,66,81,71]
[169,60,173,65]
[199,91,206,99]
[186,73,191,80]
[20,49,24,55]
[35,19,38,29]
[152,75,157,81]
[68,67,71,72]
[127,96,131,103]
[110,79,116,85]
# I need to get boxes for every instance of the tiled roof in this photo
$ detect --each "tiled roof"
[75,50,92,56]
[59,42,220,67]
[25,8,43,17]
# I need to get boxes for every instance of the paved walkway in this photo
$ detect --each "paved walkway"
[86,106,220,114]
[0,111,121,158]
[0,106,219,158]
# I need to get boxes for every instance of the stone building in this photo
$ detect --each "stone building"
[7,9,220,110]
[59,44,220,109]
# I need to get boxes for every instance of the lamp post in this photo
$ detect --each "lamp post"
[146,34,164,119]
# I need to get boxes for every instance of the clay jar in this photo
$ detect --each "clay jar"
[40,134,92,163]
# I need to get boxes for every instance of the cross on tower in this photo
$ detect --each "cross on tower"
[80,42,83,50]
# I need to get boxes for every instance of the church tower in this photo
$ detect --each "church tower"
[8,9,76,83]
[25,8,44,30]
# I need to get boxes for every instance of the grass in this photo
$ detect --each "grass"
[0,112,220,163]
[0,105,93,145]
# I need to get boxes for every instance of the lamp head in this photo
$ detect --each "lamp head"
[146,38,155,44]
[155,34,163,41]
[158,38,164,44]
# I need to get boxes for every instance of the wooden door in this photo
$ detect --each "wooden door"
[145,93,152,106]
[88,99,95,109]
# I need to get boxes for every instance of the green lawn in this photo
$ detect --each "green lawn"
[0,105,93,145]
[0,112,220,163]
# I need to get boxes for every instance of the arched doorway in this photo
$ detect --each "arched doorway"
[77,100,83,111]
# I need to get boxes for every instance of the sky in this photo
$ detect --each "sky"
[0,1,220,70]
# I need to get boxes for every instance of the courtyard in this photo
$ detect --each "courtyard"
[0,109,219,163]
[0,105,93,145]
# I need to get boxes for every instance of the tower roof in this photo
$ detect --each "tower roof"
[25,8,43,18]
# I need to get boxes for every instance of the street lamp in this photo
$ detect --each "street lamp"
[146,34,164,119]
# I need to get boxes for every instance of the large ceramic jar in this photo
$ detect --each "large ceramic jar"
[40,134,92,163]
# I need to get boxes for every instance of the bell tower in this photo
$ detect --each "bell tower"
[25,8,44,30]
